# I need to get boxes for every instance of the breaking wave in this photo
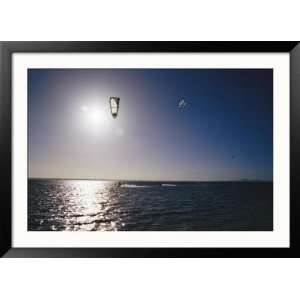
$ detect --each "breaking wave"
[121,184,150,188]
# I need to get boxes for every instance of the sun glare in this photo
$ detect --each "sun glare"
[81,104,111,129]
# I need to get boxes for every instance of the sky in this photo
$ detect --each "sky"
[28,68,273,181]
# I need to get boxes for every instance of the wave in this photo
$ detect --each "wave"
[121,184,150,188]
[161,184,177,187]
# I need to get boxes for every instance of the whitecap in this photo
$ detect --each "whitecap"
[121,184,149,188]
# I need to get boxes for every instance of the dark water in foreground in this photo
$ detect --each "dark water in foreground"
[28,180,273,231]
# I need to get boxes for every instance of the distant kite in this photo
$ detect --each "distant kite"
[178,99,187,109]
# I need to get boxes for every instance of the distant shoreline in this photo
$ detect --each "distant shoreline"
[28,178,273,183]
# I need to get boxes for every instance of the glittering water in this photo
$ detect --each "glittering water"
[28,179,273,231]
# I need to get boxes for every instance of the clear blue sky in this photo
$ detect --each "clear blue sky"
[28,68,273,181]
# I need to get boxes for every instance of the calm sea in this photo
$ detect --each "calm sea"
[28,179,273,231]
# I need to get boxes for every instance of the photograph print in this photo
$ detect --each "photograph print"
[28,68,273,232]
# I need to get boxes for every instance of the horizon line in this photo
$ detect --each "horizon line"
[28,177,273,183]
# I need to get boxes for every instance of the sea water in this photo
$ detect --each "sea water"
[28,179,273,231]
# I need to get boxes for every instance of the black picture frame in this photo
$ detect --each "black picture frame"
[0,41,299,258]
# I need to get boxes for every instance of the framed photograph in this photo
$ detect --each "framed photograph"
[0,42,298,257]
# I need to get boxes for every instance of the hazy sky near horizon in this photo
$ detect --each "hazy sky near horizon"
[28,68,273,181]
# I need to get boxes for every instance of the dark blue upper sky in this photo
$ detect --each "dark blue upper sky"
[28,68,273,181]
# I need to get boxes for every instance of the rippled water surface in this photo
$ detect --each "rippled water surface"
[28,180,273,231]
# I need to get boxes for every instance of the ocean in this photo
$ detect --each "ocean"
[28,179,273,231]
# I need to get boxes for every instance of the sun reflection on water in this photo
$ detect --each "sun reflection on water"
[51,180,124,231]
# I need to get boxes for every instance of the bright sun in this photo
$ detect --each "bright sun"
[81,105,110,128]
